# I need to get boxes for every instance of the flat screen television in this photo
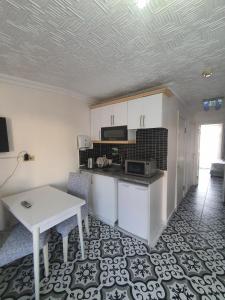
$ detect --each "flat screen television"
[0,117,9,152]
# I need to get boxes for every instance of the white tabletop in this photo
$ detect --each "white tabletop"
[1,185,85,233]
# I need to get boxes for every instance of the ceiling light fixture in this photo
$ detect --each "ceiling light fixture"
[202,69,213,78]
[136,0,149,9]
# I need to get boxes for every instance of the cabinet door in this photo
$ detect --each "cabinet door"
[149,176,163,245]
[90,174,118,225]
[91,108,102,140]
[141,94,163,128]
[101,102,128,127]
[112,102,127,126]
[118,181,149,239]
[101,105,113,127]
[127,99,142,129]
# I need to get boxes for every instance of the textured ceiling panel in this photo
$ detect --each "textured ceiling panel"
[0,0,225,105]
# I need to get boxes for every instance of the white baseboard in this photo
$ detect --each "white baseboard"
[149,224,165,248]
[88,210,116,227]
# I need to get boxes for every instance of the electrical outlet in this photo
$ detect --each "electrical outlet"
[23,153,29,161]
[23,153,35,161]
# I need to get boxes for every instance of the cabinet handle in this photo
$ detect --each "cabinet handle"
[110,115,112,126]
[140,115,142,128]
[143,115,145,128]
[141,115,144,128]
[99,130,101,140]
[113,115,115,126]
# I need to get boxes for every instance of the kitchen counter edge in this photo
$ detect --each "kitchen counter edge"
[80,167,164,185]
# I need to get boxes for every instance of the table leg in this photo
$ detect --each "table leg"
[77,208,85,259]
[33,227,40,300]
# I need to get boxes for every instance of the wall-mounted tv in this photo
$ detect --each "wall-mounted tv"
[0,117,9,152]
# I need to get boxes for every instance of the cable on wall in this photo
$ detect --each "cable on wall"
[0,151,27,190]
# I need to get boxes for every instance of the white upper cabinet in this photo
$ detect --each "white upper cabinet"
[128,94,164,129]
[112,102,127,126]
[91,92,168,140]
[91,102,128,140]
[100,105,112,127]
[127,98,143,130]
[101,102,128,127]
[91,106,103,140]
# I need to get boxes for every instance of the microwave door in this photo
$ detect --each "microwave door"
[101,126,127,141]
[127,162,145,176]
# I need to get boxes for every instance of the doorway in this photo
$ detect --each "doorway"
[198,124,223,176]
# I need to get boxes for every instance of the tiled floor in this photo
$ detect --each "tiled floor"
[1,169,225,299]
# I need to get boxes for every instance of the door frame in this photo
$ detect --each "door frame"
[175,112,187,209]
[195,124,201,185]
[197,122,223,175]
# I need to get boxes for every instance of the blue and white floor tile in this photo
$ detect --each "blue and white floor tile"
[1,169,225,299]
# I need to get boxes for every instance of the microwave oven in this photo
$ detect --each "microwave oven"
[101,126,128,141]
[125,159,157,177]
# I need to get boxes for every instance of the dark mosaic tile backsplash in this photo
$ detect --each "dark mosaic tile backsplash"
[79,128,168,170]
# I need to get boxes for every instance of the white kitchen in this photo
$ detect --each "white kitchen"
[79,86,188,247]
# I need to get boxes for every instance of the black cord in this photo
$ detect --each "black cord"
[0,151,27,189]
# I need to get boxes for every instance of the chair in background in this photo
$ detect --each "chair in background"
[0,223,50,277]
[55,172,91,262]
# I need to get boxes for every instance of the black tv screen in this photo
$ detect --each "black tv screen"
[0,117,9,152]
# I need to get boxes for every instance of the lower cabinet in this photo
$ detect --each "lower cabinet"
[118,181,149,239]
[89,174,118,226]
[118,178,164,246]
[82,170,164,246]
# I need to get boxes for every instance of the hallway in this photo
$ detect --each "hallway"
[193,169,224,224]
[161,169,225,298]
[0,170,225,299]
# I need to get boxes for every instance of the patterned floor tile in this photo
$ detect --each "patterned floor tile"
[126,255,156,282]
[175,252,209,277]
[0,169,225,299]
[163,279,197,300]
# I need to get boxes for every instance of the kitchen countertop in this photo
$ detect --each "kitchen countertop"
[80,166,164,185]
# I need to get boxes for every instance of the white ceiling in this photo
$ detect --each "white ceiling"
[0,0,225,107]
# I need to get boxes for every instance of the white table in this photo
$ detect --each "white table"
[1,185,85,300]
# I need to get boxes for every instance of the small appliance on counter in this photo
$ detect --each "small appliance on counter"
[77,135,93,169]
[125,159,157,177]
[87,158,93,169]
[96,156,112,168]
[77,135,92,150]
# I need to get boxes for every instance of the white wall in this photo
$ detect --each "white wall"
[0,82,90,229]
[194,107,225,125]
[185,121,197,188]
[162,95,197,223]
[162,95,178,222]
